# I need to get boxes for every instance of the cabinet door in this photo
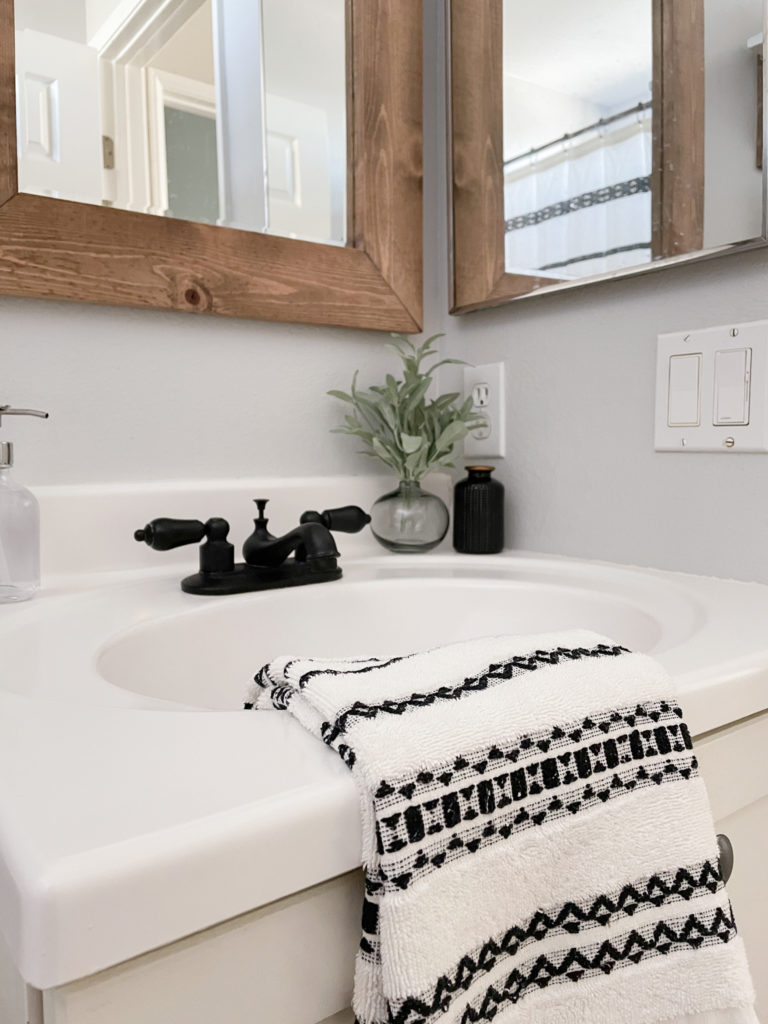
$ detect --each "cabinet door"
[42,871,362,1024]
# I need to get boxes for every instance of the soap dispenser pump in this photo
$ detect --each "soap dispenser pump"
[0,405,49,602]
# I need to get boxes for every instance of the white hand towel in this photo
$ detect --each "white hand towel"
[246,630,757,1024]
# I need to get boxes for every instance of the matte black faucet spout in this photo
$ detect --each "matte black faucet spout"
[243,507,340,569]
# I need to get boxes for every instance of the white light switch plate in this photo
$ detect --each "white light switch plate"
[464,362,506,458]
[655,320,768,453]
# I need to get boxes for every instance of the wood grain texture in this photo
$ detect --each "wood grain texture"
[652,0,705,259]
[0,0,16,206]
[0,194,418,329]
[0,0,422,332]
[450,0,504,308]
[352,0,423,327]
[449,0,556,314]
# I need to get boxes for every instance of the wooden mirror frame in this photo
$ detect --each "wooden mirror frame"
[0,0,422,331]
[449,0,768,314]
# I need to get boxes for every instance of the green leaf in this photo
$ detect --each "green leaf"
[405,449,424,473]
[435,421,469,452]
[431,392,461,409]
[403,377,432,416]
[399,432,424,454]
[423,358,470,373]
[385,342,409,361]
[327,389,353,402]
[372,435,400,467]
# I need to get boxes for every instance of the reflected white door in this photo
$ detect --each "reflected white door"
[266,94,333,242]
[15,30,103,205]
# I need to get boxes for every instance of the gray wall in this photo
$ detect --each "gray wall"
[424,2,768,584]
[0,297,392,487]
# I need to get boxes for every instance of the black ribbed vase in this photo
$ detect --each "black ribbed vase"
[453,466,504,554]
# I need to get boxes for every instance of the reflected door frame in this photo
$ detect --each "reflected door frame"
[102,0,269,232]
[97,0,210,217]
[145,68,217,217]
[449,0,763,314]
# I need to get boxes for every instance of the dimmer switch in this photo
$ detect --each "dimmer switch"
[714,348,751,425]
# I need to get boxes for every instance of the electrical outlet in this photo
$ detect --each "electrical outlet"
[463,362,506,458]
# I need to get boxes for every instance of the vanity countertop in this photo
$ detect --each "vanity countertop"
[1,550,768,992]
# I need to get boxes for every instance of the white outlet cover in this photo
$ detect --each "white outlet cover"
[655,320,768,453]
[464,362,506,458]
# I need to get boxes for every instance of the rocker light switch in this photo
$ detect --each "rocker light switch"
[667,353,701,426]
[714,348,751,425]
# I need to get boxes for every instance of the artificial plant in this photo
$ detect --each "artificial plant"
[328,334,481,482]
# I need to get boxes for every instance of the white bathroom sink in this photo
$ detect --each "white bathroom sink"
[95,569,695,710]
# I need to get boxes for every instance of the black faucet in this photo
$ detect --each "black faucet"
[134,499,371,596]
[242,499,340,567]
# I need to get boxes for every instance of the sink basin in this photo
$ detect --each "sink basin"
[96,560,700,710]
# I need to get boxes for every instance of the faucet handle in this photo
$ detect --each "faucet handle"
[300,505,371,534]
[135,518,207,550]
[135,517,234,576]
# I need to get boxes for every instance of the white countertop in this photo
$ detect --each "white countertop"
[2,549,768,991]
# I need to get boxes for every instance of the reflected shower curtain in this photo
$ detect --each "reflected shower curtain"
[504,116,653,280]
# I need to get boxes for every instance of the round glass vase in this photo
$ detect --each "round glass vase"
[370,480,449,553]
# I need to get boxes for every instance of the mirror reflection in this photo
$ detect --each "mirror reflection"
[14,0,347,245]
[502,0,764,284]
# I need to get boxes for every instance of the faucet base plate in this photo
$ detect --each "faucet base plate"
[181,561,341,596]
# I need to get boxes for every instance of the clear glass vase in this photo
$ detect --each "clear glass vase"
[370,480,449,553]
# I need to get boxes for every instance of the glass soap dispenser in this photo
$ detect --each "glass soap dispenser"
[0,405,49,603]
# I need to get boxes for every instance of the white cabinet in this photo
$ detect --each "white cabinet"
[21,872,362,1024]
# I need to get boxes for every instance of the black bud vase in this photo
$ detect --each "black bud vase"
[453,466,504,554]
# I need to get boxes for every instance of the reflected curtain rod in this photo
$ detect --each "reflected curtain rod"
[503,100,653,168]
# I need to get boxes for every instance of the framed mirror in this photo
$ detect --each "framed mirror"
[449,0,768,313]
[0,0,422,331]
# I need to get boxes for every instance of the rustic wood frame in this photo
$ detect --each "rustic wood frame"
[651,0,705,260]
[449,0,765,314]
[0,0,423,332]
[449,0,555,313]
